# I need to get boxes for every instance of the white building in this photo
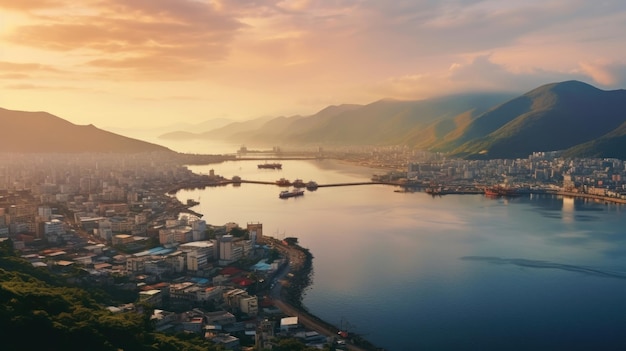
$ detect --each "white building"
[219,235,243,265]
[240,295,259,316]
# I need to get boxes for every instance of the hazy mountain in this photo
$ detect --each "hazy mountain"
[204,104,364,144]
[159,115,277,141]
[171,94,515,147]
[109,117,234,141]
[442,81,626,159]
[0,107,172,153]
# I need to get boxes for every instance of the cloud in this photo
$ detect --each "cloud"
[4,0,245,79]
[0,0,65,11]
[370,54,593,99]
[0,61,65,80]
[0,61,61,72]
[3,83,81,90]
[579,61,626,88]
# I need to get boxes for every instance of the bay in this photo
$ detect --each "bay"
[176,158,626,351]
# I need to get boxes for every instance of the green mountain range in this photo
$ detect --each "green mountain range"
[0,108,172,154]
[161,80,626,159]
[440,80,626,159]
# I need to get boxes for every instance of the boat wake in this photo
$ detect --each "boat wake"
[460,256,626,280]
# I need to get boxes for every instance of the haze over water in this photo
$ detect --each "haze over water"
[176,155,626,351]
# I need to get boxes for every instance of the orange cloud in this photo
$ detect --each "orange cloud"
[0,0,65,11]
[4,0,245,79]
[0,60,61,72]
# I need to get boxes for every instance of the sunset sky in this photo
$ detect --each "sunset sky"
[1,0,626,130]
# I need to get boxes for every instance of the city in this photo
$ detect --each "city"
[1,148,625,350]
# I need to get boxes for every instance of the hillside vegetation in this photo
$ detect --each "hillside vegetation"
[0,240,215,351]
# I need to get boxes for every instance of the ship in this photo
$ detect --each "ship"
[292,179,305,188]
[306,180,318,190]
[258,162,282,169]
[484,185,520,197]
[279,188,305,199]
[276,178,291,186]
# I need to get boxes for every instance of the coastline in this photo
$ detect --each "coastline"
[264,237,381,351]
[554,191,626,204]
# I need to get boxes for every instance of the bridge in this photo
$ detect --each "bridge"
[233,180,403,187]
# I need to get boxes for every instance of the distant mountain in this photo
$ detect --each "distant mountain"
[441,81,626,159]
[0,107,172,153]
[108,118,234,141]
[159,115,277,141]
[168,94,515,147]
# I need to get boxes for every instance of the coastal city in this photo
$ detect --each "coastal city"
[1,148,626,351]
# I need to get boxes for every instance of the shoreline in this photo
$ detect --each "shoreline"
[265,237,381,351]
[553,191,626,204]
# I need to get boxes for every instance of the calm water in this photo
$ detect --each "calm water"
[176,158,626,351]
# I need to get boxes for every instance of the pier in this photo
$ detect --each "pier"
[236,180,403,187]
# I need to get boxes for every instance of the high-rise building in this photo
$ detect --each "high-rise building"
[247,222,263,244]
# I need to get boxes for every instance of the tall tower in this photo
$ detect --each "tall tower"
[247,222,263,244]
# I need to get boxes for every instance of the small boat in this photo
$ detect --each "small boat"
[258,162,282,169]
[306,180,318,190]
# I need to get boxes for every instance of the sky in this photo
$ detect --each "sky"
[1,0,626,130]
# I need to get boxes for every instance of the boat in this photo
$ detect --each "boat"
[276,178,291,186]
[292,179,305,188]
[306,180,318,190]
[484,185,520,197]
[279,188,305,199]
[258,162,282,169]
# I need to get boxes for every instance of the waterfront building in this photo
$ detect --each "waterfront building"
[191,218,207,241]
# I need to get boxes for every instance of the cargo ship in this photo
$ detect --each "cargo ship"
[279,188,305,199]
[258,162,282,169]
[484,186,520,197]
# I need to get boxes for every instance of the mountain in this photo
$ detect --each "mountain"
[0,108,172,153]
[166,94,515,147]
[159,115,278,141]
[107,117,234,141]
[562,121,626,159]
[441,81,626,159]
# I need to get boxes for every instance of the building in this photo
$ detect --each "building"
[139,289,162,307]
[209,333,240,350]
[280,316,299,332]
[218,235,243,266]
[191,218,207,241]
[247,222,263,244]
[180,241,214,272]
[112,234,134,246]
[239,295,259,316]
